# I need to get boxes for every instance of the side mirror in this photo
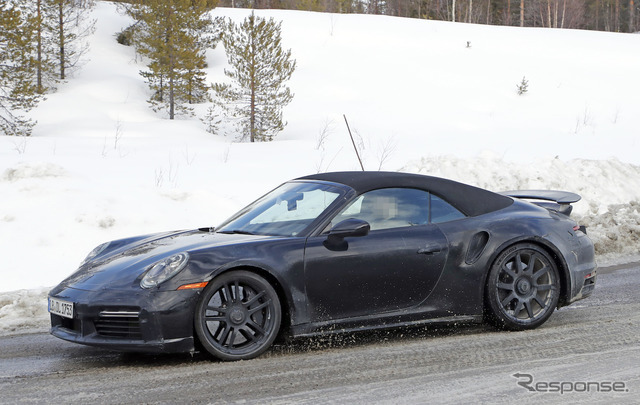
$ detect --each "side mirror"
[328,218,370,241]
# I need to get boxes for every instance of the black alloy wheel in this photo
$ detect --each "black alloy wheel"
[485,243,560,330]
[195,271,281,361]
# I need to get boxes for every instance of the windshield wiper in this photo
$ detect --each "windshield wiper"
[217,229,256,235]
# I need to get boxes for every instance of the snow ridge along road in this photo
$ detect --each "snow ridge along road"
[0,264,638,404]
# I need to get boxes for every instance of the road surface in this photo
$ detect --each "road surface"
[1,264,638,404]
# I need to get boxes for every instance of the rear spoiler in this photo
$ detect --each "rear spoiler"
[499,190,581,216]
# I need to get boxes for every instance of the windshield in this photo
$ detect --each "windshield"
[217,182,345,237]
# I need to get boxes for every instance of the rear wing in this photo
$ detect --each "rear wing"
[499,190,581,216]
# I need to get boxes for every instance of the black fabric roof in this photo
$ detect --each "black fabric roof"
[296,171,513,217]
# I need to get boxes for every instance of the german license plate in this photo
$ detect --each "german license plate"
[49,297,74,319]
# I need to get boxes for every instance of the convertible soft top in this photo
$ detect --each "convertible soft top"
[297,171,513,217]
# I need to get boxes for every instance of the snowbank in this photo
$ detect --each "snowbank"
[402,155,640,262]
[0,289,50,336]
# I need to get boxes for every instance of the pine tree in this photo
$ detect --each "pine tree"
[214,13,296,142]
[0,0,41,136]
[124,0,218,119]
[33,0,58,93]
[26,0,96,91]
[50,0,96,81]
[517,76,529,95]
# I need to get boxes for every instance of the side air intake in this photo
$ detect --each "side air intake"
[465,231,489,264]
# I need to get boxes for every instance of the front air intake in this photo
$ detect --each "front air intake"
[94,310,142,339]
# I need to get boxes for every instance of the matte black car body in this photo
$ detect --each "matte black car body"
[49,171,597,359]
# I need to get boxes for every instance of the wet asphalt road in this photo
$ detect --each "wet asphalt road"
[1,264,639,404]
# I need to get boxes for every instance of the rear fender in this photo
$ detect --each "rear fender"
[481,236,571,308]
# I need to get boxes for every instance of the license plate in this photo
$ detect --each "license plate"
[49,297,74,319]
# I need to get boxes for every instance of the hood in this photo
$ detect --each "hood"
[59,230,271,291]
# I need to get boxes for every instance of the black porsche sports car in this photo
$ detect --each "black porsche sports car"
[49,171,597,360]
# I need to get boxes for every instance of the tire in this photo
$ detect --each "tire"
[195,271,281,361]
[485,243,560,331]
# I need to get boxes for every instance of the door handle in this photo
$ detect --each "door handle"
[417,246,443,255]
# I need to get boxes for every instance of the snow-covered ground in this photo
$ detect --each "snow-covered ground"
[1,2,639,333]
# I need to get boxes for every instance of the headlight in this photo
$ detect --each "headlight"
[80,242,111,266]
[141,252,190,289]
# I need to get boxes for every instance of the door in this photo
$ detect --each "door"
[303,188,450,322]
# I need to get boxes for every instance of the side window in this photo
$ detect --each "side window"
[332,188,430,231]
[430,194,465,223]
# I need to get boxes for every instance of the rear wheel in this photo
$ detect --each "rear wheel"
[485,244,560,330]
[195,271,281,361]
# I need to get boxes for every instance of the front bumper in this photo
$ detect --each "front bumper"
[49,286,202,353]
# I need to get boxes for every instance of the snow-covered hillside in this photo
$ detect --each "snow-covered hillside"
[1,2,639,331]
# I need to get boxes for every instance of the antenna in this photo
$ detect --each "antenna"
[343,114,365,171]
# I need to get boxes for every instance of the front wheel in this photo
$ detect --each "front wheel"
[195,271,281,361]
[485,244,560,330]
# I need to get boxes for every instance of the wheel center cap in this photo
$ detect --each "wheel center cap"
[517,279,531,294]
[229,308,246,325]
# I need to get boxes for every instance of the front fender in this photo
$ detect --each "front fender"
[179,238,309,331]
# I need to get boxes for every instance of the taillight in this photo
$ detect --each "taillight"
[573,225,587,234]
